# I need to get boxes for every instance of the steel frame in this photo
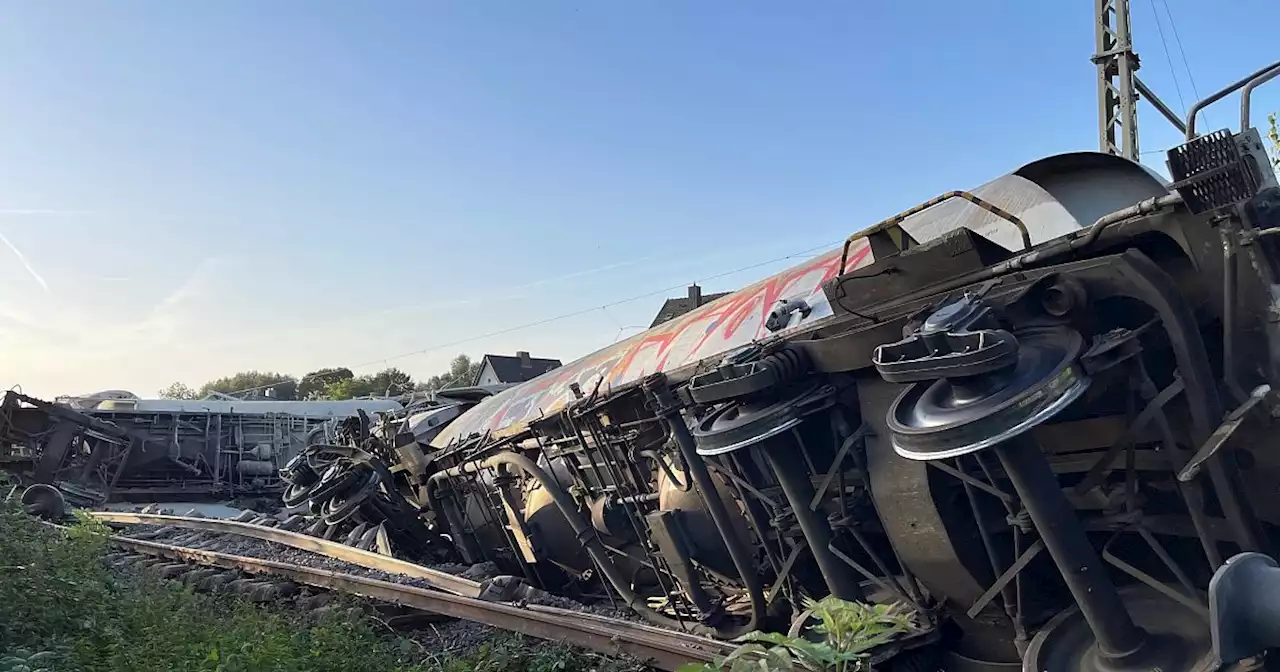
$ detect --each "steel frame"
[1094,0,1141,159]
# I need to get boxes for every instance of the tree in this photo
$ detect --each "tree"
[318,368,414,400]
[198,371,298,400]
[320,378,363,401]
[298,367,354,399]
[1268,112,1278,170]
[364,367,414,397]
[157,382,198,400]
[416,355,484,393]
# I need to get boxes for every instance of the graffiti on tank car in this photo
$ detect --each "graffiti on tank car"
[433,240,873,445]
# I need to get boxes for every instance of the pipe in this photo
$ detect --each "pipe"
[643,373,767,638]
[615,492,661,505]
[959,471,1022,636]
[1240,64,1280,133]
[425,450,724,636]
[1222,225,1249,404]
[761,443,864,601]
[1186,61,1280,140]
[432,479,484,564]
[1074,194,1185,250]
[1133,361,1225,569]
[167,456,203,476]
[993,435,1148,660]
[640,450,691,492]
[1111,252,1263,554]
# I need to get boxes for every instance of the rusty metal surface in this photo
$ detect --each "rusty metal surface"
[90,511,482,598]
[107,533,729,671]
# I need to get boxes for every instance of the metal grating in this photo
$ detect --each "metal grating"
[1166,130,1258,215]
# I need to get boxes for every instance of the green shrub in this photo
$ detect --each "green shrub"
[0,505,636,672]
[678,597,916,672]
[0,506,114,651]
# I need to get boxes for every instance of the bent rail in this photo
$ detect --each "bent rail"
[90,511,483,598]
[105,532,729,671]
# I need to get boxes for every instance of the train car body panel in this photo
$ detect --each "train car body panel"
[275,97,1280,671]
[432,151,1168,448]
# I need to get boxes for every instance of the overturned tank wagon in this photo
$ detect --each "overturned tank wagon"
[303,67,1280,672]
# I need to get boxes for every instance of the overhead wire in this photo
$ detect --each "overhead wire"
[600,306,648,344]
[1146,0,1187,116]
[1157,0,1203,104]
[349,239,842,370]
[612,325,649,344]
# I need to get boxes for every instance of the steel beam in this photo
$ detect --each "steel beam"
[1094,0,1140,159]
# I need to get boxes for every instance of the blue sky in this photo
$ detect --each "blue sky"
[0,1,1275,398]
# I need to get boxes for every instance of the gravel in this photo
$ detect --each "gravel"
[120,523,478,592]
[115,522,637,621]
[105,541,504,658]
[108,523,648,665]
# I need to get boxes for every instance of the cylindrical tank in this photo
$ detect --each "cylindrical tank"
[654,458,748,580]
[236,460,276,476]
[524,484,594,571]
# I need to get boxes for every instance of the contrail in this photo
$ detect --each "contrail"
[0,209,93,216]
[0,229,49,292]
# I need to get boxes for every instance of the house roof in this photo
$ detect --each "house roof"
[474,354,563,385]
[649,292,732,328]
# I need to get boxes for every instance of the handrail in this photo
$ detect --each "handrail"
[1185,60,1280,140]
[1241,64,1280,133]
[838,190,1032,272]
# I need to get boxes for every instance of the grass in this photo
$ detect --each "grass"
[0,504,644,672]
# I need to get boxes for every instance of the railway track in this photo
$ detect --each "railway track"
[88,511,730,671]
[92,510,483,596]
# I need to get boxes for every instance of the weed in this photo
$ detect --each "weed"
[677,597,916,672]
[0,504,643,672]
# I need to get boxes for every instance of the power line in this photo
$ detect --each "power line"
[1157,0,1202,102]
[350,239,841,370]
[611,325,649,344]
[1146,0,1187,116]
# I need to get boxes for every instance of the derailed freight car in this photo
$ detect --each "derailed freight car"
[358,67,1280,671]
[0,390,406,504]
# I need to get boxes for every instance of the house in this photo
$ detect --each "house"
[473,352,563,386]
[649,284,731,328]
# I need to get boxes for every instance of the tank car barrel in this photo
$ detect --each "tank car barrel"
[409,106,1280,670]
